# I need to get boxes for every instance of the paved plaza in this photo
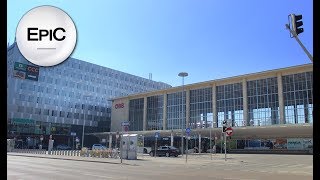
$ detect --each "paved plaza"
[7,153,313,180]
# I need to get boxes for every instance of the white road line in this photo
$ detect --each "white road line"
[81,173,116,179]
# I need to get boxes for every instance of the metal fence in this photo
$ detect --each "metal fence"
[9,148,122,158]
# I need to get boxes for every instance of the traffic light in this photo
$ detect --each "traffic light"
[291,14,303,36]
[222,120,227,132]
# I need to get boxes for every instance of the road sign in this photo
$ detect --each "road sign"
[226,127,233,136]
[121,122,130,126]
[155,132,160,138]
[186,128,191,136]
[71,132,76,136]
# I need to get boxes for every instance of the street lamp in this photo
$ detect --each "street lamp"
[178,72,188,155]
[178,72,188,129]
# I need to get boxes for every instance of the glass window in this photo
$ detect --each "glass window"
[190,87,213,129]
[146,95,164,130]
[282,72,313,124]
[129,98,144,131]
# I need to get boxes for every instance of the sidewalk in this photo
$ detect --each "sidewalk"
[7,152,138,165]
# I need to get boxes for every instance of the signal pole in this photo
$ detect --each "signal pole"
[286,14,313,63]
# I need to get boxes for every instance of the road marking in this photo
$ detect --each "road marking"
[82,173,116,179]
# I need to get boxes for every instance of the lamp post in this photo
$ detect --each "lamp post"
[178,72,188,156]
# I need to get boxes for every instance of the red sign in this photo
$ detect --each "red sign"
[226,127,233,136]
[115,103,124,109]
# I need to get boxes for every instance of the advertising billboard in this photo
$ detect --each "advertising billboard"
[13,62,39,81]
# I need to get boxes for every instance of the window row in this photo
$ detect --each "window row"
[16,106,110,121]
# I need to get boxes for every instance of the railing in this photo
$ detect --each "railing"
[9,148,122,158]
[11,149,47,154]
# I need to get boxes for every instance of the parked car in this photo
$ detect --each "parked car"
[92,144,106,150]
[149,146,180,157]
[56,144,71,150]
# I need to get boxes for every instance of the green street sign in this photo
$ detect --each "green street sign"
[14,62,27,71]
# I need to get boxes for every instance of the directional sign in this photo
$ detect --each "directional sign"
[225,127,233,136]
[121,122,130,126]
[155,132,160,138]
[186,128,191,136]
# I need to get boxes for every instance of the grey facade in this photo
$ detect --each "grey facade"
[7,42,171,147]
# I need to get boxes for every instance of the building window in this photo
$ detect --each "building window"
[43,109,49,115]
[60,111,65,117]
[17,106,25,113]
[190,87,213,129]
[146,95,164,130]
[129,98,144,131]
[74,113,79,119]
[282,72,313,124]
[247,77,279,126]
[34,108,41,115]
[167,92,186,130]
[52,110,57,116]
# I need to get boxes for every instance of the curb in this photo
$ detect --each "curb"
[7,153,135,166]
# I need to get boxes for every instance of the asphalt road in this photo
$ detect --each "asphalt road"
[7,153,312,180]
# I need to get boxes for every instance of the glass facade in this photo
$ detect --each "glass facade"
[190,87,212,129]
[167,92,186,130]
[129,98,144,131]
[216,83,243,127]
[123,65,312,131]
[7,43,171,144]
[282,72,313,124]
[147,95,164,130]
[247,77,279,126]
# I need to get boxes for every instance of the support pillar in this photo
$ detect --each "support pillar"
[170,131,174,147]
[277,73,285,124]
[242,79,248,126]
[212,84,217,127]
[163,94,167,130]
[198,133,201,154]
[143,97,147,131]
[109,134,112,149]
[186,90,190,128]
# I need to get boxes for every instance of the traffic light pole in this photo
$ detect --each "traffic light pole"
[224,133,227,161]
[285,24,313,63]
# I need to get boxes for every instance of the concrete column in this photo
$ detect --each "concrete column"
[170,132,173,147]
[198,133,201,154]
[143,97,147,131]
[186,90,190,128]
[109,134,112,149]
[294,105,297,124]
[242,78,248,126]
[277,73,285,124]
[163,94,167,130]
[212,84,217,127]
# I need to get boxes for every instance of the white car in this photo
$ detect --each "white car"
[92,144,106,150]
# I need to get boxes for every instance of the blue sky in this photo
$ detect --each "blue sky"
[7,0,313,87]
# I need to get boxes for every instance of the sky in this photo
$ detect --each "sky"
[7,0,313,87]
